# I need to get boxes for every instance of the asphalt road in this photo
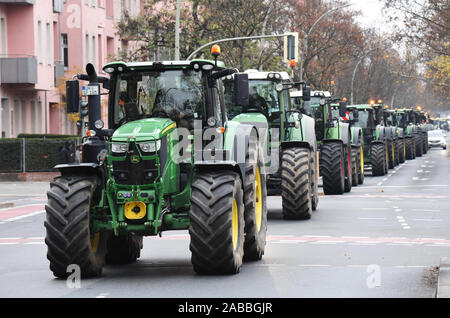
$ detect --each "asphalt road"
[0,143,448,298]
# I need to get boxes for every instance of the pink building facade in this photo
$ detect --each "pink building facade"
[0,0,141,138]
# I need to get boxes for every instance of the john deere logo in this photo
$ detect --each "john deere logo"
[130,155,140,164]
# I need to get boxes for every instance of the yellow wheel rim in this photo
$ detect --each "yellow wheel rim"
[360,146,364,174]
[254,166,262,232]
[232,198,239,250]
[91,232,100,253]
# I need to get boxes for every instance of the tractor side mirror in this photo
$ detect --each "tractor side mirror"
[66,80,80,113]
[302,85,311,101]
[234,73,249,107]
[339,101,347,117]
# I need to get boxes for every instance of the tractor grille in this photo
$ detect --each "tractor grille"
[112,138,167,185]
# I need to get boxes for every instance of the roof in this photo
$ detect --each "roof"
[290,90,331,97]
[244,69,291,81]
[103,59,225,72]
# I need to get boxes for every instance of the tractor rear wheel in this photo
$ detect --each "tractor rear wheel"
[45,175,108,278]
[405,137,414,160]
[344,145,352,193]
[243,137,267,261]
[105,234,143,264]
[351,147,358,186]
[320,142,345,195]
[371,143,386,176]
[422,133,428,154]
[415,135,423,157]
[189,171,244,274]
[281,147,312,219]
[310,150,319,211]
[398,139,405,163]
[357,145,365,185]
[387,142,395,169]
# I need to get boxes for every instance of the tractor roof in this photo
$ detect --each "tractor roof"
[244,69,291,81]
[103,59,225,73]
[290,90,331,98]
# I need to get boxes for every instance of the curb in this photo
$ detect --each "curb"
[436,257,450,298]
[0,202,14,209]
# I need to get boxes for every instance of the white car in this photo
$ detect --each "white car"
[428,130,447,149]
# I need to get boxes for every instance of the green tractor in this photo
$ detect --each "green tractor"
[373,105,401,169]
[395,108,417,160]
[224,70,318,220]
[44,56,269,277]
[414,109,429,155]
[386,109,406,164]
[330,103,364,186]
[346,104,389,176]
[292,88,353,195]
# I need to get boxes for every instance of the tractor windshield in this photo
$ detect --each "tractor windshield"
[355,109,374,128]
[224,79,279,118]
[113,69,204,126]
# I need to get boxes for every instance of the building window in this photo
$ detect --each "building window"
[61,34,68,68]
[92,35,97,69]
[0,16,7,56]
[46,23,52,65]
[38,21,43,64]
[85,34,90,64]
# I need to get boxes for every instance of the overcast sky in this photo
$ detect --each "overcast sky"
[347,0,390,32]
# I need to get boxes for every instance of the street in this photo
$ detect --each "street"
[0,145,448,298]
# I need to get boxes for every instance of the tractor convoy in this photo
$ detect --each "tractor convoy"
[44,46,433,278]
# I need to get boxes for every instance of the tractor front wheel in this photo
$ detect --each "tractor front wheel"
[281,147,313,219]
[189,171,245,274]
[45,175,108,278]
[320,142,345,195]
[371,143,386,176]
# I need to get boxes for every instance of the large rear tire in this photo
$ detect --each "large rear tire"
[351,147,358,187]
[398,139,405,163]
[320,142,345,195]
[45,175,108,278]
[415,134,423,157]
[371,143,386,176]
[405,137,414,160]
[310,150,319,211]
[387,141,395,169]
[281,147,312,219]
[357,145,365,185]
[189,171,245,275]
[243,136,267,261]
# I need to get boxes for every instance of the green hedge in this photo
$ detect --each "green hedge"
[0,138,80,172]
[0,140,22,172]
[17,133,79,139]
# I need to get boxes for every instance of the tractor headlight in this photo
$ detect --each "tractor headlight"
[111,143,128,153]
[138,140,161,153]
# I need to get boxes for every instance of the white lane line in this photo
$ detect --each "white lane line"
[358,217,386,220]
[0,210,45,223]
[412,209,441,212]
[362,208,389,210]
[413,218,442,222]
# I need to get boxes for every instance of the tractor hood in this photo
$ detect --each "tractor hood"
[111,118,176,142]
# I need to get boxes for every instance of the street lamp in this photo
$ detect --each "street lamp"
[350,45,387,104]
[299,3,353,82]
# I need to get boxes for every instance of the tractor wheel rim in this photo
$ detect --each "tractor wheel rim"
[255,166,262,232]
[232,198,239,251]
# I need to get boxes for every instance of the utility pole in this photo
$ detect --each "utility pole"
[175,0,182,60]
[299,4,352,82]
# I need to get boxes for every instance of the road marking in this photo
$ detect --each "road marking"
[0,204,45,222]
[358,217,386,220]
[412,209,441,212]
[361,208,389,210]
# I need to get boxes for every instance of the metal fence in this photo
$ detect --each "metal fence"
[0,138,79,173]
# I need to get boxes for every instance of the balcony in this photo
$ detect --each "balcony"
[0,56,37,85]
[0,1,35,4]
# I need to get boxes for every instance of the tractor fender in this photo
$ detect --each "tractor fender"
[340,124,351,148]
[300,114,316,148]
[196,122,260,184]
[350,127,363,147]
[54,163,106,190]
[281,141,312,151]
[384,127,392,141]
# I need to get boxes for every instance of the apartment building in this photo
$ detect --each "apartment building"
[0,0,140,138]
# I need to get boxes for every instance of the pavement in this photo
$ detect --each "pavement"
[0,143,448,298]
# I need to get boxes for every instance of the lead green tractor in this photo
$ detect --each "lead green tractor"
[45,56,269,277]
[292,88,353,195]
[225,70,318,220]
[346,104,389,176]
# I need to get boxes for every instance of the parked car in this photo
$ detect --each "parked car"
[428,130,447,149]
